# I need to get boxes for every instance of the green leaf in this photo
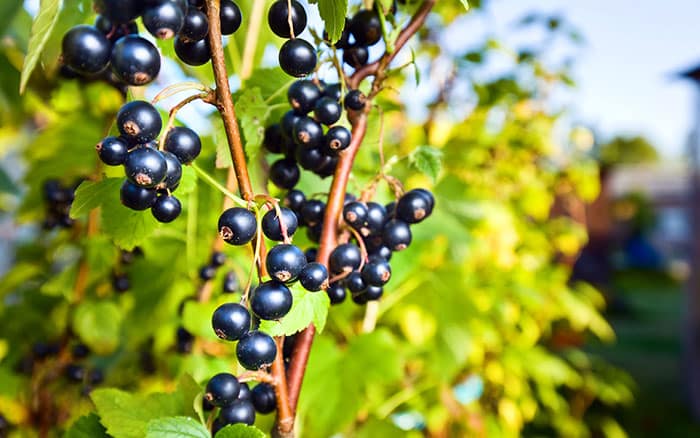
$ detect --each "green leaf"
[72,301,123,355]
[235,87,269,157]
[244,68,293,102]
[145,417,209,438]
[182,300,220,340]
[20,0,63,94]
[65,413,108,438]
[0,0,23,37]
[318,0,348,43]
[0,165,19,196]
[177,165,197,195]
[409,145,443,182]
[215,424,266,438]
[258,284,329,336]
[101,193,161,251]
[70,179,123,219]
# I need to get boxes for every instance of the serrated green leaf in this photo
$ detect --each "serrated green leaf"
[318,0,348,43]
[177,165,197,195]
[215,424,266,438]
[65,413,108,438]
[235,87,269,158]
[70,178,122,219]
[101,194,161,251]
[20,0,63,94]
[409,145,443,182]
[244,68,293,102]
[145,417,209,438]
[258,284,329,336]
[73,300,123,354]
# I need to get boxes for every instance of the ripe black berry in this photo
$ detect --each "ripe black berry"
[124,147,167,188]
[96,136,128,166]
[120,180,157,210]
[212,251,227,267]
[62,25,111,75]
[263,124,286,154]
[265,244,306,283]
[288,80,321,114]
[262,207,298,241]
[313,97,342,126]
[220,0,243,35]
[329,243,362,274]
[351,290,369,305]
[176,327,194,354]
[369,244,392,261]
[279,38,317,77]
[268,0,307,38]
[72,343,90,359]
[326,282,346,304]
[251,280,293,319]
[113,273,130,293]
[396,189,434,223]
[304,247,318,262]
[236,330,277,370]
[199,264,217,280]
[365,202,387,235]
[180,9,209,42]
[205,373,241,407]
[385,201,396,218]
[324,126,352,154]
[237,383,251,401]
[218,208,257,245]
[223,271,239,293]
[284,189,306,212]
[350,9,382,46]
[212,303,251,341]
[344,271,366,293]
[251,383,277,414]
[159,151,183,190]
[323,83,342,101]
[296,146,325,171]
[383,219,412,251]
[143,2,185,39]
[293,116,323,148]
[117,101,162,144]
[94,0,143,23]
[174,36,211,65]
[343,45,369,69]
[300,199,325,226]
[111,36,161,86]
[343,201,368,229]
[164,127,202,164]
[219,400,256,425]
[65,363,85,383]
[151,195,181,222]
[344,89,367,111]
[364,285,384,301]
[269,159,300,189]
[88,368,105,385]
[361,259,391,286]
[298,262,328,291]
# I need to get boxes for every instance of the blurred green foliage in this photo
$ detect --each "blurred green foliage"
[0,1,633,437]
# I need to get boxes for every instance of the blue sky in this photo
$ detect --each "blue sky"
[489,0,700,158]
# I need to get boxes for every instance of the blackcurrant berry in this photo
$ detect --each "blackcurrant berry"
[205,373,241,407]
[323,83,342,101]
[414,188,435,210]
[288,80,321,114]
[199,264,217,280]
[62,25,111,75]
[385,201,396,218]
[251,383,277,414]
[304,247,318,262]
[284,189,306,212]
[344,271,366,293]
[300,199,325,226]
[164,127,202,164]
[361,259,391,286]
[263,124,286,154]
[117,101,162,144]
[365,202,387,235]
[324,126,352,155]
[112,273,130,292]
[265,244,306,283]
[369,244,392,261]
[298,262,328,292]
[306,223,323,243]
[279,38,317,77]
[262,207,298,241]
[383,219,412,251]
[237,383,251,401]
[94,0,143,24]
[296,146,325,171]
[326,282,346,304]
[89,368,105,385]
[343,201,368,229]
[268,0,307,38]
[111,36,161,86]
[343,45,369,69]
[176,326,194,354]
[211,251,227,267]
[218,400,256,425]
[179,9,209,42]
[124,147,167,188]
[174,36,211,66]
[220,0,243,35]
[344,89,367,111]
[65,363,85,383]
[293,116,323,148]
[329,243,362,274]
[223,270,239,293]
[120,180,157,210]
[281,110,303,138]
[96,136,128,166]
[396,189,434,223]
[313,97,342,126]
[71,344,90,359]
[350,9,382,46]
[212,303,251,341]
[269,159,300,190]
[159,151,183,191]
[251,280,293,319]
[143,2,185,39]
[218,208,257,245]
[236,330,277,370]
[364,285,384,301]
[351,290,369,305]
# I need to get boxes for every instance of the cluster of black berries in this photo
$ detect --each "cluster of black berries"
[262,82,367,188]
[204,373,277,429]
[42,179,76,230]
[334,8,384,69]
[111,247,143,294]
[267,0,316,77]
[174,0,242,66]
[95,100,202,223]
[63,343,105,394]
